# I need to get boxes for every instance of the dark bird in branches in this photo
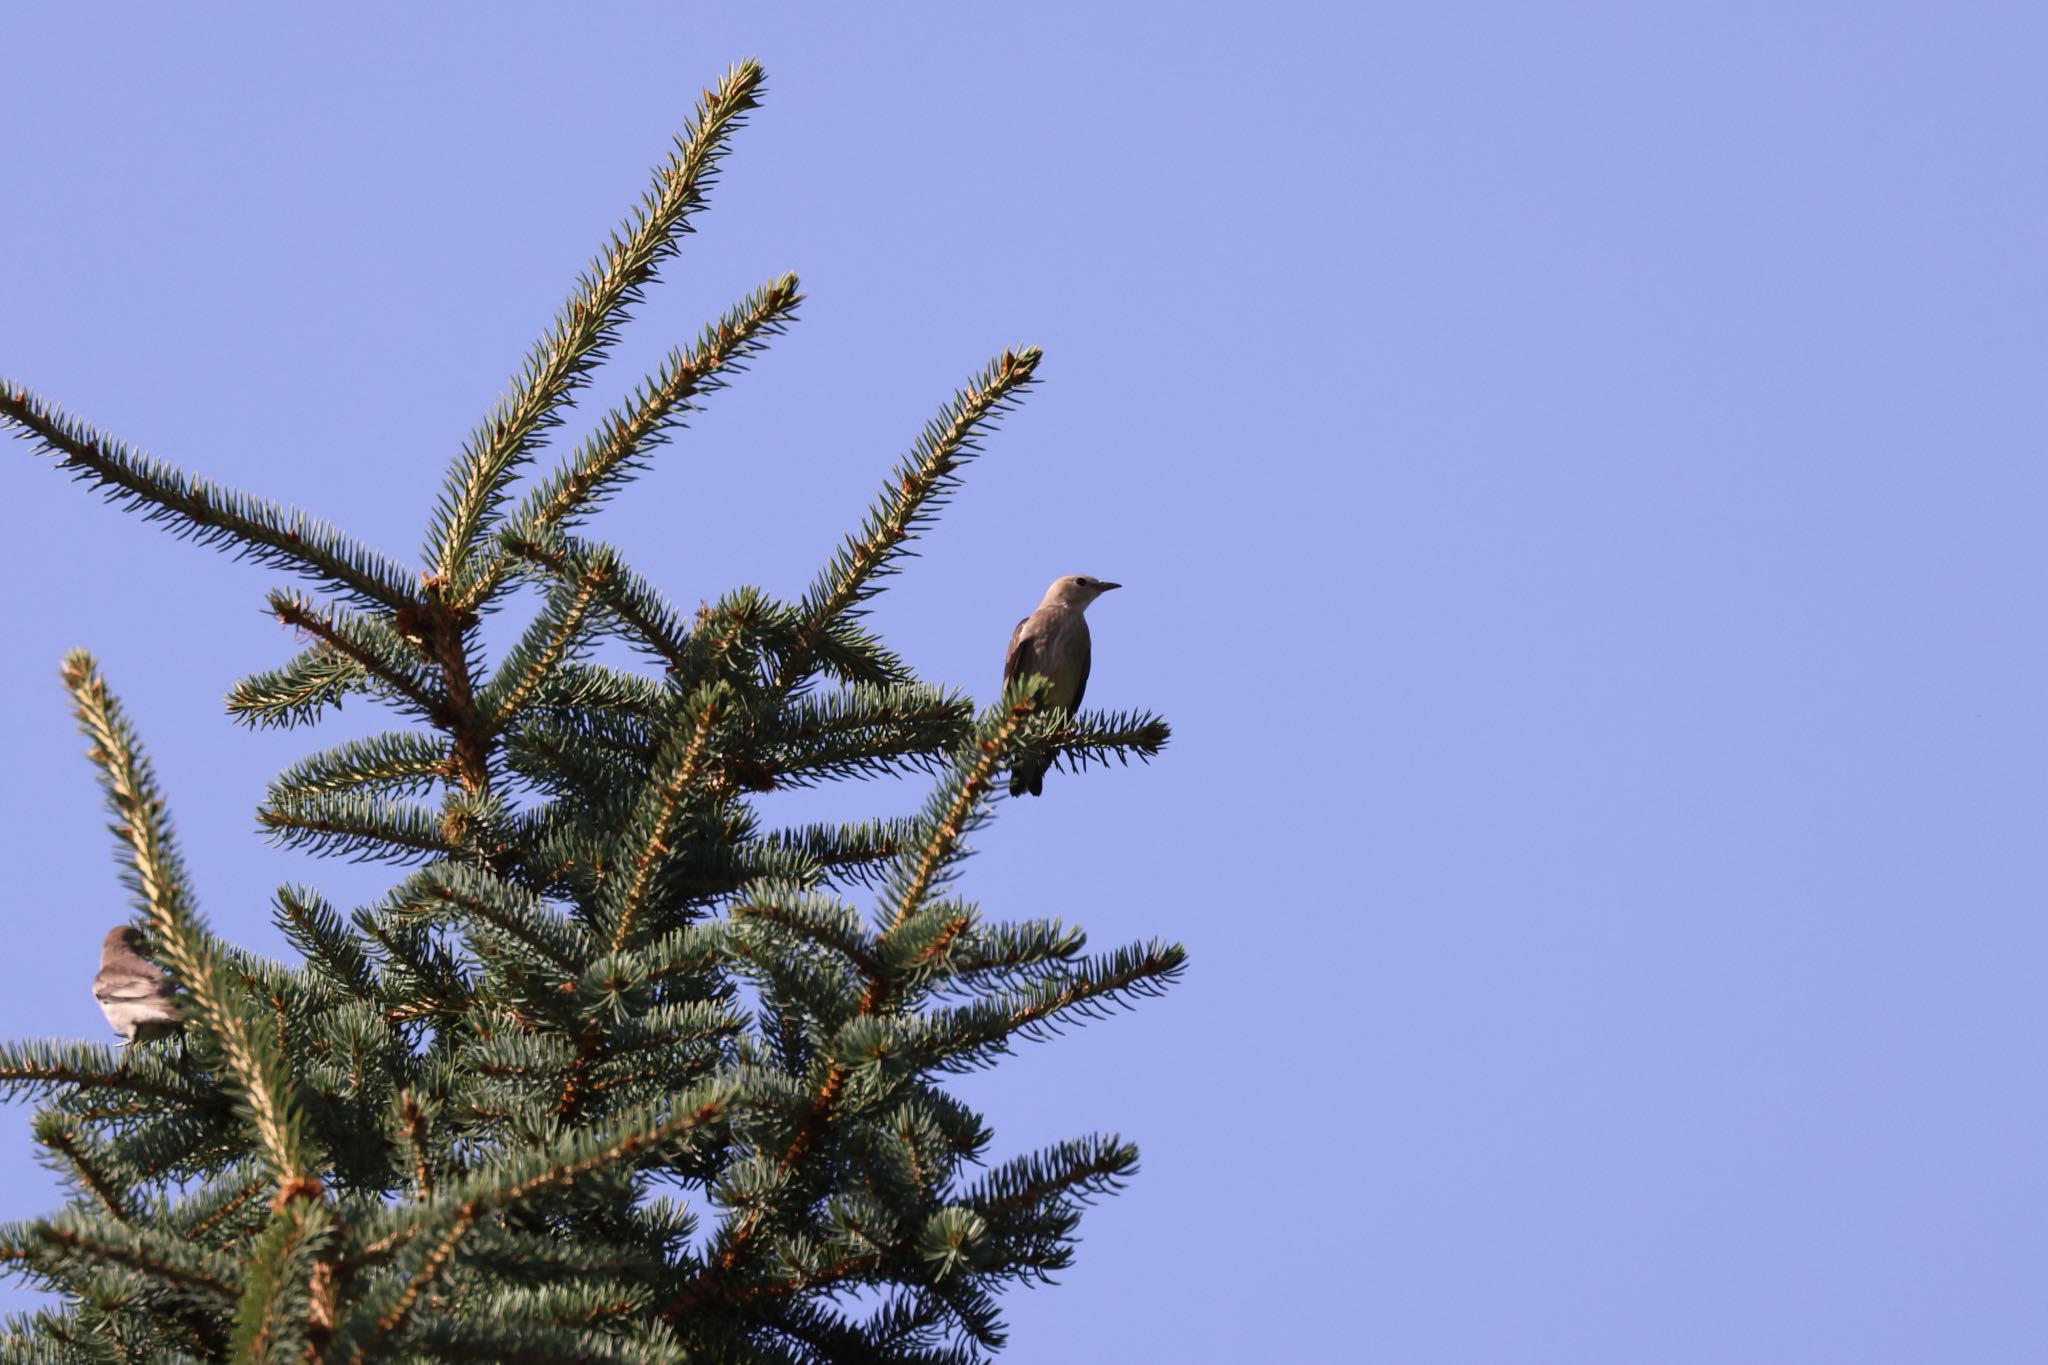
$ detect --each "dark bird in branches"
[1003,574,1121,797]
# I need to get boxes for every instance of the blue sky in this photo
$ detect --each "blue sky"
[3,5,2044,1360]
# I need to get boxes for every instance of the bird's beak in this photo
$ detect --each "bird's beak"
[1097,581,1122,592]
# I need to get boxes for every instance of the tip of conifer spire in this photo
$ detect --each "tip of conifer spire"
[59,648,97,690]
[713,59,767,106]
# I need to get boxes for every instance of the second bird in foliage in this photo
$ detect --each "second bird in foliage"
[92,925,181,1054]
[1003,574,1121,797]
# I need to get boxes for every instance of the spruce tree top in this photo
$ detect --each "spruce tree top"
[0,61,1180,1364]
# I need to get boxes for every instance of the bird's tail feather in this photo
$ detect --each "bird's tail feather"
[1010,758,1047,798]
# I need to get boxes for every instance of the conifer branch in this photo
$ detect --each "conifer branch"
[225,641,366,730]
[0,1043,209,1107]
[62,653,314,1190]
[775,347,1042,692]
[32,1121,130,1224]
[185,1174,270,1247]
[590,563,696,672]
[60,651,199,942]
[731,889,882,985]
[446,1086,732,1215]
[343,1209,475,1365]
[521,276,800,537]
[397,1092,436,1203]
[873,901,979,994]
[504,726,638,813]
[928,920,1088,996]
[523,658,672,721]
[498,532,698,672]
[1039,707,1173,774]
[627,925,727,990]
[673,587,794,696]
[30,1220,240,1305]
[962,1135,1136,1220]
[273,889,380,1003]
[269,731,451,801]
[860,1292,956,1357]
[264,592,443,720]
[763,818,920,886]
[358,916,473,1023]
[1,382,418,610]
[258,792,452,864]
[478,549,618,733]
[757,683,974,789]
[602,684,731,954]
[464,274,803,609]
[808,619,916,690]
[397,864,590,974]
[883,683,1047,936]
[405,1319,652,1363]
[909,942,1188,1073]
[673,690,1050,1316]
[228,1201,334,1364]
[427,62,768,584]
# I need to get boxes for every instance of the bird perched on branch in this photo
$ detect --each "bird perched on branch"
[93,925,182,1059]
[1003,574,1121,797]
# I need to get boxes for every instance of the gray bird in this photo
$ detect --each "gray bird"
[93,925,182,1055]
[1002,574,1121,796]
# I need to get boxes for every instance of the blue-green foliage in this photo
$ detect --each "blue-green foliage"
[0,59,1179,1364]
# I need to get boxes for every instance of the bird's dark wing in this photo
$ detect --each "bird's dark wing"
[1069,628,1091,713]
[1002,615,1035,687]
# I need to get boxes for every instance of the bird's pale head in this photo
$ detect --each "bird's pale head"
[1040,574,1122,610]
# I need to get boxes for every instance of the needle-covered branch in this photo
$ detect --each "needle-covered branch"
[762,817,923,887]
[268,732,452,802]
[478,547,618,733]
[498,530,701,672]
[731,886,882,985]
[902,942,1187,1075]
[2,382,419,611]
[754,683,976,789]
[881,682,1049,936]
[260,591,445,723]
[598,682,735,954]
[428,62,768,586]
[959,1135,1137,1275]
[441,1082,732,1224]
[62,654,314,1186]
[465,273,803,608]
[778,348,1042,692]
[273,888,381,1003]
[1034,706,1173,775]
[389,863,592,975]
[0,1039,213,1110]
[227,1199,337,1364]
[10,1209,244,1316]
[226,637,370,729]
[258,791,454,865]
[32,1116,133,1224]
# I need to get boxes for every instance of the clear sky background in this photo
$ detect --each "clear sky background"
[2,5,2043,1361]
